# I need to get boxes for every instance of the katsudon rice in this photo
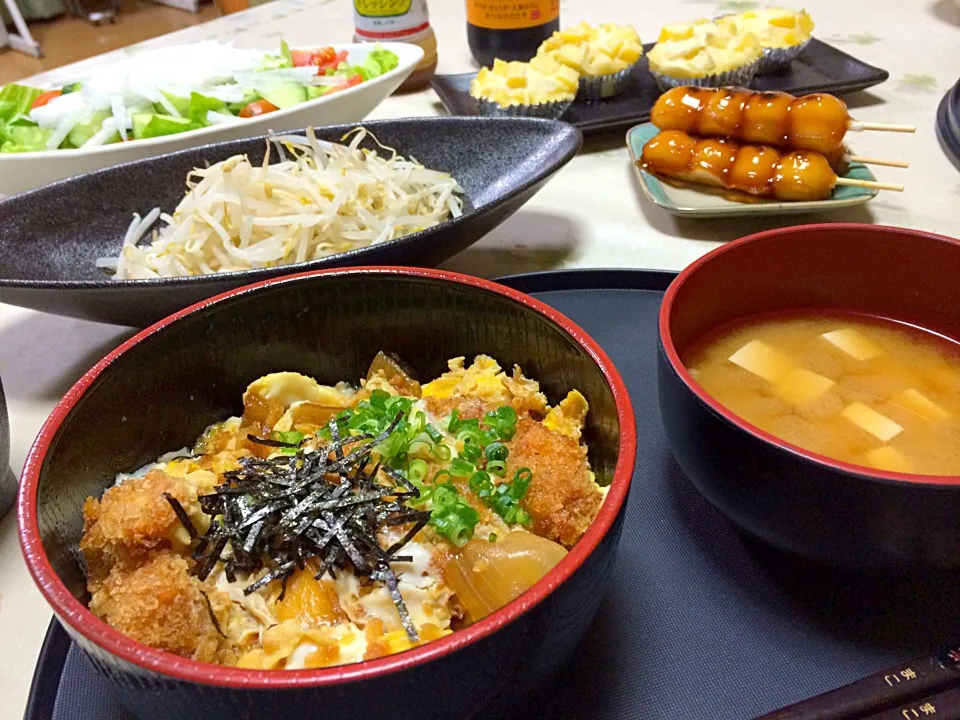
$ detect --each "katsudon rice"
[80,353,605,669]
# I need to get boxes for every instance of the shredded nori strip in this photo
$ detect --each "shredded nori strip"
[246,434,299,448]
[199,590,227,638]
[163,492,198,539]
[190,412,427,642]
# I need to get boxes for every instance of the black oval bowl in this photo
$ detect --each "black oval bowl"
[18,267,635,720]
[0,117,581,327]
[0,376,13,518]
[658,223,960,569]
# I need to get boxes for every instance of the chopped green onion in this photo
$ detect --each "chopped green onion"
[431,512,473,547]
[409,411,427,434]
[486,460,506,477]
[468,470,493,494]
[473,466,534,526]
[459,443,482,464]
[432,444,452,461]
[271,430,305,445]
[408,459,428,483]
[425,425,444,444]
[488,533,497,543]
[457,425,485,448]
[433,483,459,509]
[407,479,432,508]
[485,442,509,462]
[408,438,433,456]
[450,458,475,477]
[512,467,533,494]
[483,406,517,441]
[447,410,461,433]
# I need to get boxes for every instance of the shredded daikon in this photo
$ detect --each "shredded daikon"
[103,127,464,279]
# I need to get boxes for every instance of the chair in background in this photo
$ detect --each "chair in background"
[1,0,42,57]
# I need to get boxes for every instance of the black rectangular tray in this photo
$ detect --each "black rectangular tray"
[24,269,960,720]
[431,39,889,137]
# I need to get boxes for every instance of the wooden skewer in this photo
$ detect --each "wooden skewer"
[846,155,910,169]
[848,120,917,133]
[835,177,905,192]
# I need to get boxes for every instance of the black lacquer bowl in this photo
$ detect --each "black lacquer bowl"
[658,223,960,569]
[17,267,635,720]
[0,117,581,327]
[0,375,13,517]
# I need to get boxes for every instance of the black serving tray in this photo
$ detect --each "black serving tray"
[937,79,960,173]
[431,39,890,138]
[24,269,960,720]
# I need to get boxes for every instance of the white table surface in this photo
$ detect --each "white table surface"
[3,0,960,716]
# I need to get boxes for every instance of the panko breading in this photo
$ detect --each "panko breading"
[507,418,602,547]
[422,395,492,423]
[89,551,237,664]
[81,470,196,590]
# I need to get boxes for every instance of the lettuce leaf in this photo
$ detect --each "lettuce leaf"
[188,92,225,125]
[260,39,294,70]
[334,46,400,82]
[0,84,45,121]
[0,123,52,153]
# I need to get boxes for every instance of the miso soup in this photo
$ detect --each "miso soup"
[682,313,960,476]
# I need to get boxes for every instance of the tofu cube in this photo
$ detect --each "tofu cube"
[841,403,903,442]
[728,340,794,383]
[821,328,884,361]
[864,446,912,473]
[890,388,951,422]
[773,368,836,406]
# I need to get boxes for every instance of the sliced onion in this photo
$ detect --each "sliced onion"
[444,530,567,624]
[366,351,421,397]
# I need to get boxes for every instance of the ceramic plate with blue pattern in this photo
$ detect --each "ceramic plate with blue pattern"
[626,123,879,218]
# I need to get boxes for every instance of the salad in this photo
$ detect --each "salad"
[0,41,399,153]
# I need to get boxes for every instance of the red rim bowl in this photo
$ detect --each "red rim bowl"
[18,266,637,689]
[658,223,960,567]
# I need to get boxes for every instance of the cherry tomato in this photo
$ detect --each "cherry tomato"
[325,74,364,95]
[291,49,314,67]
[310,47,337,66]
[31,89,63,109]
[312,48,349,73]
[239,99,279,118]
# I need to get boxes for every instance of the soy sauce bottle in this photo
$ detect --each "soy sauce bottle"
[466,0,560,67]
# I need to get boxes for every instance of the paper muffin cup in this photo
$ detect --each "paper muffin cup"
[576,60,640,101]
[475,97,573,120]
[649,57,761,92]
[755,39,811,74]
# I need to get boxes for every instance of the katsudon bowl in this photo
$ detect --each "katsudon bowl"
[17,267,635,720]
[658,223,960,569]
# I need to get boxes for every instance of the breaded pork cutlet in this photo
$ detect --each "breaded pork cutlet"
[89,551,236,664]
[506,417,602,547]
[80,469,195,591]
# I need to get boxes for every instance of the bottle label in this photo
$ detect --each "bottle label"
[466,0,559,30]
[354,0,430,39]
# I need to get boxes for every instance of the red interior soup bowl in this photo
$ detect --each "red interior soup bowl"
[658,223,960,569]
[18,267,635,720]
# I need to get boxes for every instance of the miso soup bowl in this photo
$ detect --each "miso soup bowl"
[18,267,635,720]
[658,223,960,569]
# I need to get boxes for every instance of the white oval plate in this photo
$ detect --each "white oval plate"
[0,42,423,197]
